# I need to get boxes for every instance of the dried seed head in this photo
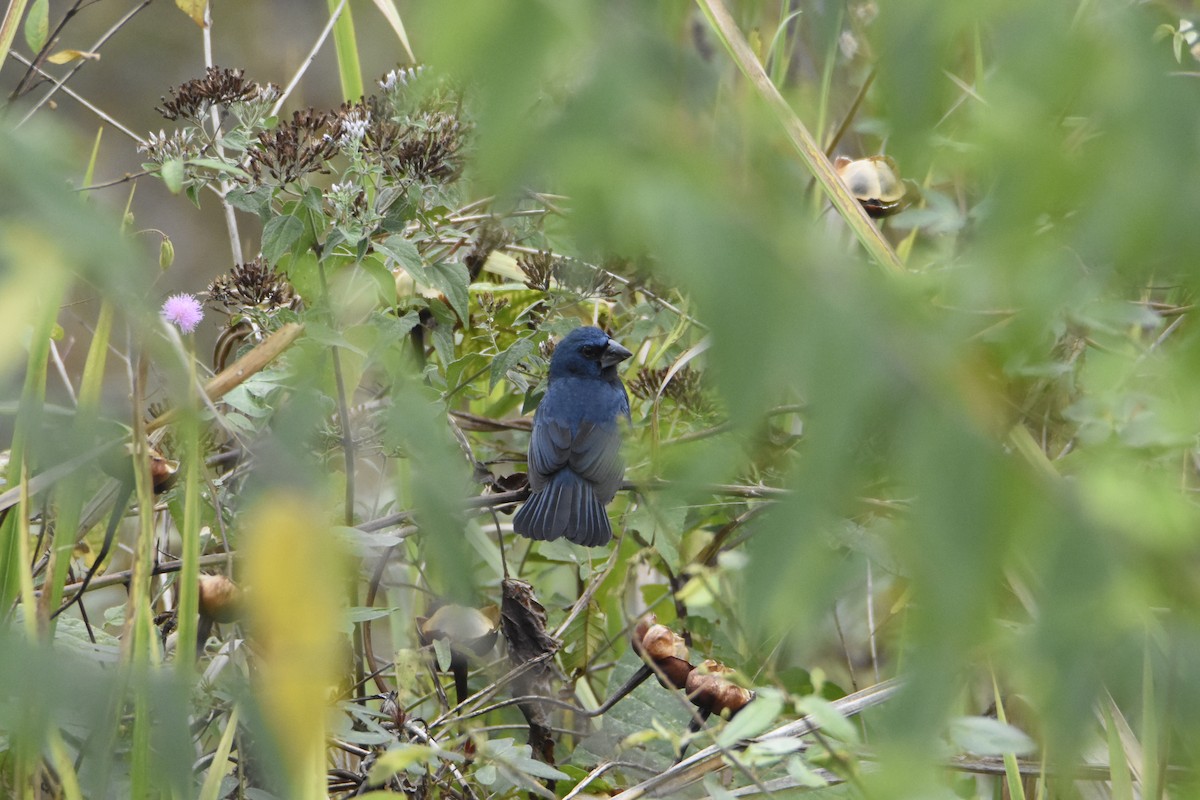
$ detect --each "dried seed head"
[207,257,298,314]
[465,220,511,280]
[518,250,558,292]
[157,66,269,121]
[246,108,339,185]
[627,365,709,412]
[554,258,621,299]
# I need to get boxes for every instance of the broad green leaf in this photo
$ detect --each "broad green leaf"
[376,233,422,271]
[261,215,305,266]
[785,756,829,788]
[422,260,470,322]
[488,336,534,390]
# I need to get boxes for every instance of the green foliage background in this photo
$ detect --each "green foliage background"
[2,0,1200,797]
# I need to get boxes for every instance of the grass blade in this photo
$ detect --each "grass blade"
[328,0,363,101]
[694,0,904,276]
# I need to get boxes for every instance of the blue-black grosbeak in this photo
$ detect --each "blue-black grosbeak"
[513,326,632,546]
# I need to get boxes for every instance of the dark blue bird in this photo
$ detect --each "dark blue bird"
[513,326,633,547]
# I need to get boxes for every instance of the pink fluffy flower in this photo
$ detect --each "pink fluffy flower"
[161,293,204,333]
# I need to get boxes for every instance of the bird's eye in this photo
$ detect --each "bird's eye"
[579,345,601,360]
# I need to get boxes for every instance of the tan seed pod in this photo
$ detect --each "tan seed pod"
[640,624,688,662]
[198,574,242,623]
[631,613,658,652]
[834,155,908,218]
[686,661,754,717]
[418,604,500,658]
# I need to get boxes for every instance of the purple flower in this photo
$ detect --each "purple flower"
[161,293,204,333]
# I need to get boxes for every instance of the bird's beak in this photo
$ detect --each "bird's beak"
[601,340,633,368]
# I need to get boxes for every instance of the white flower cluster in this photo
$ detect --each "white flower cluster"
[138,128,199,161]
[339,109,371,144]
[379,65,424,92]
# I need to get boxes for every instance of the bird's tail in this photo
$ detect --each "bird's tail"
[513,469,613,546]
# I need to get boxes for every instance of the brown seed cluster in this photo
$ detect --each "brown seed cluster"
[516,249,619,298]
[157,66,275,121]
[465,220,512,280]
[518,249,558,292]
[207,257,298,314]
[246,108,340,184]
[362,95,466,183]
[627,365,708,411]
[632,615,754,718]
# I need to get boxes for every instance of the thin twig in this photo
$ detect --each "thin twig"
[7,51,142,141]
[14,0,153,128]
[610,678,903,799]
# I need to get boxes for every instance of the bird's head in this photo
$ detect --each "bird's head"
[549,326,633,380]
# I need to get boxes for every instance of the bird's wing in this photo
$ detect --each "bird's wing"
[527,417,624,500]
[568,420,624,504]
[527,418,573,490]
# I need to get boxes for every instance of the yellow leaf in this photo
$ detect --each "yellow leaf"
[174,0,208,28]
[46,49,99,65]
[243,494,350,799]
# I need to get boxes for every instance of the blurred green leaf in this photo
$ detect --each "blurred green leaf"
[22,0,46,52]
[261,214,305,265]
[948,716,1037,757]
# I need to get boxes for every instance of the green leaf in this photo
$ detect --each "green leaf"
[327,0,363,101]
[795,695,860,744]
[558,601,606,675]
[489,336,535,390]
[506,754,569,782]
[366,745,441,783]
[785,755,829,788]
[346,606,400,624]
[379,235,469,322]
[432,637,452,672]
[261,214,305,266]
[359,257,397,306]
[23,0,48,53]
[161,158,184,195]
[376,234,422,271]
[225,186,273,219]
[187,157,249,178]
[717,687,783,747]
[423,260,470,322]
[948,716,1037,757]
